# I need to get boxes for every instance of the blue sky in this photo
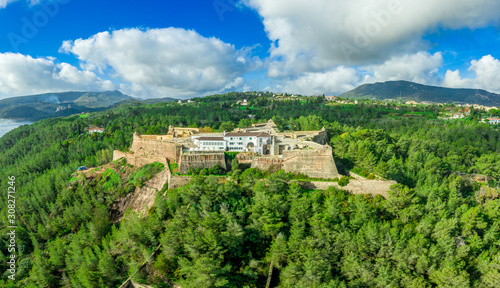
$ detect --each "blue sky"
[0,0,500,99]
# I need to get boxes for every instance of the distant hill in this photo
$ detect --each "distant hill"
[0,90,136,121]
[139,97,178,105]
[0,91,177,121]
[340,81,500,106]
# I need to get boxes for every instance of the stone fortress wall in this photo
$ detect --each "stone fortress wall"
[282,145,339,178]
[112,150,169,167]
[114,121,345,179]
[113,123,341,179]
[111,123,396,199]
[129,132,182,162]
[179,152,227,174]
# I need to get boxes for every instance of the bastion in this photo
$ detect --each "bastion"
[113,120,340,179]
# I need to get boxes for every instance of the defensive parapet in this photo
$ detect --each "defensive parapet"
[282,145,339,179]
[250,156,284,172]
[130,132,182,162]
[178,151,227,174]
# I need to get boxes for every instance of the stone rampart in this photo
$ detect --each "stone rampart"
[168,176,192,190]
[179,152,227,174]
[296,179,397,199]
[113,150,168,167]
[282,146,339,179]
[130,133,182,162]
[250,156,284,172]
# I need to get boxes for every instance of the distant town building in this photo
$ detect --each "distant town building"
[237,99,249,106]
[486,118,500,125]
[88,126,105,133]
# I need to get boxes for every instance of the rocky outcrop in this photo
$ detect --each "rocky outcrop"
[113,169,169,220]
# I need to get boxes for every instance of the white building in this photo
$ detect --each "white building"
[192,137,226,151]
[487,118,500,125]
[192,132,271,154]
[88,127,105,133]
[224,132,271,154]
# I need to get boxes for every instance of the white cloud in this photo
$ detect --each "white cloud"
[469,55,500,92]
[361,52,443,85]
[279,51,442,95]
[0,52,114,99]
[283,66,360,95]
[244,0,500,77]
[442,70,472,89]
[443,55,500,93]
[0,0,52,9]
[0,0,17,8]
[61,28,257,98]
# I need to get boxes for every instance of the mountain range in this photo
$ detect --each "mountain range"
[340,80,500,106]
[0,91,176,121]
[2,81,499,122]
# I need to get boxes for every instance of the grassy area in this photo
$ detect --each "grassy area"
[289,172,339,182]
[168,160,179,174]
[101,169,122,191]
[129,162,164,187]
[78,114,89,118]
[68,173,83,182]
[351,167,376,179]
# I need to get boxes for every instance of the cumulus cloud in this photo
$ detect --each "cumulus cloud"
[244,0,500,77]
[361,52,443,85]
[60,28,257,98]
[283,66,360,95]
[0,0,51,8]
[442,70,473,89]
[443,55,500,93]
[278,51,442,95]
[0,53,114,99]
[0,0,17,8]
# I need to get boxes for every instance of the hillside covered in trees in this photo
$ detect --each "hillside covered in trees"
[1,92,500,287]
[340,80,500,106]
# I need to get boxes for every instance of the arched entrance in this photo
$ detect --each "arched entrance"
[246,142,255,152]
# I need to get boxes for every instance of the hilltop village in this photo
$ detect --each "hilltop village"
[114,119,340,179]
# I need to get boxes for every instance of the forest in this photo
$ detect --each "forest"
[1,92,500,287]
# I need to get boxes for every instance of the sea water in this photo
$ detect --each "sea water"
[0,119,32,138]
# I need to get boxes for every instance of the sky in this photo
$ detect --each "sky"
[0,0,500,100]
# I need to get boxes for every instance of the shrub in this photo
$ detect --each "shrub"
[338,176,350,187]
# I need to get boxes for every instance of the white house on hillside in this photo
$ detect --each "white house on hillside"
[487,118,500,125]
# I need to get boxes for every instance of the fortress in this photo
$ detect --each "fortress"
[113,119,340,179]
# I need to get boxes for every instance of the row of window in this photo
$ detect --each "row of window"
[229,147,244,150]
[201,142,224,146]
